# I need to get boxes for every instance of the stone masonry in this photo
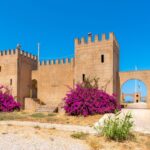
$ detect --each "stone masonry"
[0,32,150,110]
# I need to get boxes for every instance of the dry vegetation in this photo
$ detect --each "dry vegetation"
[71,132,150,150]
[0,125,150,150]
[0,111,102,126]
[0,113,150,150]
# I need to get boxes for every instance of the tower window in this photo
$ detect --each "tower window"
[82,74,85,82]
[101,54,104,63]
[10,79,12,85]
[0,66,1,72]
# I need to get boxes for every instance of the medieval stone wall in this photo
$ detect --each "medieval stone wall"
[0,49,37,106]
[4,32,150,110]
[32,58,74,107]
[17,51,37,106]
[0,50,18,98]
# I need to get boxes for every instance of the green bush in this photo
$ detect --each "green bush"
[102,111,133,141]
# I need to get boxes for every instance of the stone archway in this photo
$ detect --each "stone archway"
[121,79,147,108]
[119,71,150,108]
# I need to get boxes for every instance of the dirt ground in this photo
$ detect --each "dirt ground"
[0,125,90,150]
[0,125,150,150]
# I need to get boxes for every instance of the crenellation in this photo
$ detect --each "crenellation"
[81,37,86,44]
[4,50,7,55]
[18,50,38,61]
[109,32,119,48]
[12,49,16,54]
[102,33,106,41]
[45,60,50,65]
[50,60,54,64]
[27,53,31,58]
[94,34,99,42]
[40,60,45,65]
[33,56,36,60]
[74,33,120,47]
[65,58,69,63]
[55,59,59,64]
[38,57,74,67]
[31,55,34,59]
[8,49,11,54]
[59,59,63,64]
[0,51,3,56]
[74,38,81,46]
[109,32,114,40]
[88,33,92,43]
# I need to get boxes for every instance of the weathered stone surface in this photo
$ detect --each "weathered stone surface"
[0,32,150,110]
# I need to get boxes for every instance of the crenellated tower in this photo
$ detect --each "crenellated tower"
[74,32,119,96]
[0,48,38,107]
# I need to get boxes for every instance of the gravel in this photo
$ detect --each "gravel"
[0,126,90,150]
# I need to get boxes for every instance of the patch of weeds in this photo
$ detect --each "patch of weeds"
[2,132,8,135]
[7,124,12,126]
[71,132,88,140]
[34,125,41,130]
[48,113,56,117]
[0,113,23,121]
[30,113,46,118]
[100,111,134,141]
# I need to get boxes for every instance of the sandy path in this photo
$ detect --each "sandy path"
[0,125,90,150]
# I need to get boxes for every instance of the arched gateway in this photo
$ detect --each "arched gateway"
[119,71,150,108]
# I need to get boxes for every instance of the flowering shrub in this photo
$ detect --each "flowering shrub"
[0,85,21,112]
[64,80,121,116]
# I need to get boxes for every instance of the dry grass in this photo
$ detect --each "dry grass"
[71,132,88,140]
[0,123,150,150]
[85,132,150,150]
[0,111,102,126]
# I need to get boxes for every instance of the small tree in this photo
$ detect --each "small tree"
[81,77,99,89]
[0,85,21,112]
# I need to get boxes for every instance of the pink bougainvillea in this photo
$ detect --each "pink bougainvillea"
[0,85,21,112]
[64,84,121,117]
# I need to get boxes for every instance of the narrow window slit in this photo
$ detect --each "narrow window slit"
[101,55,104,63]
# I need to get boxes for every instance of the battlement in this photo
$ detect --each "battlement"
[0,49,16,55]
[19,50,37,61]
[0,49,37,61]
[39,58,74,66]
[74,32,119,47]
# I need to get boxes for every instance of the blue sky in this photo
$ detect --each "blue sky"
[122,79,147,100]
[0,0,150,71]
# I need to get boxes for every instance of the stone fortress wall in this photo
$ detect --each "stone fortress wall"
[0,32,150,110]
[74,32,119,97]
[32,58,74,107]
[0,49,37,107]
